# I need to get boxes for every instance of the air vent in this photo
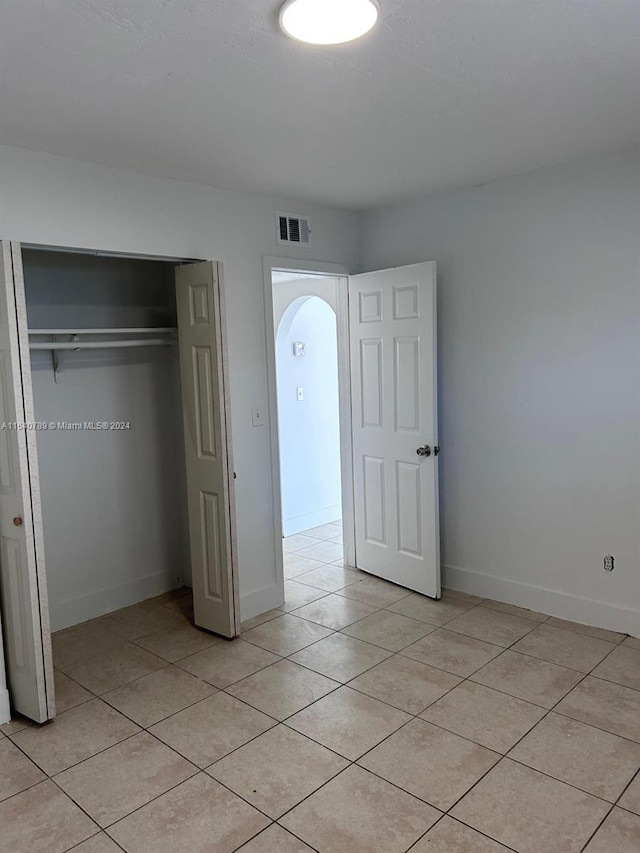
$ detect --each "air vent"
[276,212,312,247]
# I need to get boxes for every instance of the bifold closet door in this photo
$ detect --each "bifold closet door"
[0,241,55,722]
[176,261,239,638]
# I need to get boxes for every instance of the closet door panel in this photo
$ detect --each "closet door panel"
[0,241,55,723]
[176,261,239,638]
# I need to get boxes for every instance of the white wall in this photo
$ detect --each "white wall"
[275,293,341,535]
[0,144,359,623]
[24,250,189,631]
[362,150,640,635]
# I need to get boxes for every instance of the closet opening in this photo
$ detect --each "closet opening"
[0,240,238,723]
[23,248,189,633]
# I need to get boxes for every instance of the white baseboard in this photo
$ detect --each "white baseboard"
[283,504,342,537]
[240,583,284,623]
[443,564,640,637]
[0,687,10,725]
[50,570,180,631]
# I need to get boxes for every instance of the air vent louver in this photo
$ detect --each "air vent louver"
[276,212,312,247]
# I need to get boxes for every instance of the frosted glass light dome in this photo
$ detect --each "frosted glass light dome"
[279,0,380,45]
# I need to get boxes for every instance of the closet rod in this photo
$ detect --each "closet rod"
[29,339,177,351]
[28,327,177,335]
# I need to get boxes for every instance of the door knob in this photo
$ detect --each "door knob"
[416,445,432,458]
[13,516,23,527]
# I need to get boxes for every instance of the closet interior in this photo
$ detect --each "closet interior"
[22,248,190,633]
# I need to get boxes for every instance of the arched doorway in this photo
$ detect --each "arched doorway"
[275,294,342,537]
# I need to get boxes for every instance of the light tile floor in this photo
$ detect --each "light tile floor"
[1,520,640,852]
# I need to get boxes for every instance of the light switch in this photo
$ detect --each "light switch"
[251,405,265,427]
[296,387,304,401]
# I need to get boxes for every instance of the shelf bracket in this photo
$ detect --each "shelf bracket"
[52,334,79,383]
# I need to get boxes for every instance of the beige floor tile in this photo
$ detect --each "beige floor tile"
[241,608,284,631]
[296,563,362,592]
[445,606,536,647]
[58,642,167,694]
[293,593,377,630]
[280,765,440,853]
[286,685,410,760]
[149,692,274,767]
[282,533,323,553]
[441,588,484,605]
[482,599,549,623]
[53,670,93,713]
[1,716,30,736]
[102,665,216,727]
[359,718,499,811]
[451,759,610,853]
[421,681,546,753]
[338,576,411,607]
[208,724,348,818]
[134,621,221,662]
[283,552,325,579]
[72,834,123,852]
[512,624,616,672]
[52,622,129,670]
[623,635,640,650]
[470,650,583,708]
[100,601,186,640]
[304,523,343,540]
[226,659,339,720]
[236,824,315,852]
[178,639,280,688]
[289,632,391,682]
[401,628,503,677]
[12,699,139,775]
[411,816,512,851]
[297,540,344,564]
[341,609,435,651]
[349,655,461,715]
[619,771,640,816]
[108,773,270,853]
[545,616,625,644]
[0,780,98,853]
[592,644,640,691]
[555,676,640,742]
[243,614,333,656]
[154,587,194,619]
[0,738,46,802]
[55,731,196,827]
[281,581,329,611]
[582,807,640,852]
[510,712,640,801]
[388,593,473,626]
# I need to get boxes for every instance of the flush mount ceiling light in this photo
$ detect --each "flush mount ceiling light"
[279,0,380,45]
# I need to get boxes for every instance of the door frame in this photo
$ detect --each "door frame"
[262,256,355,599]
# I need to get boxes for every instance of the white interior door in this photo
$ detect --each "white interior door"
[0,241,55,722]
[176,261,239,638]
[349,262,440,597]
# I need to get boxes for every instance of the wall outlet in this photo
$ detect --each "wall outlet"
[296,386,304,401]
[604,554,614,573]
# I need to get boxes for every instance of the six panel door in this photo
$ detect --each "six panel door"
[349,262,440,598]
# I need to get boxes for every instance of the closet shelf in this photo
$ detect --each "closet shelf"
[27,328,178,381]
[28,327,178,351]
[28,327,178,335]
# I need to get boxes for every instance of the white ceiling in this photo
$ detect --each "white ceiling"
[1,0,639,210]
